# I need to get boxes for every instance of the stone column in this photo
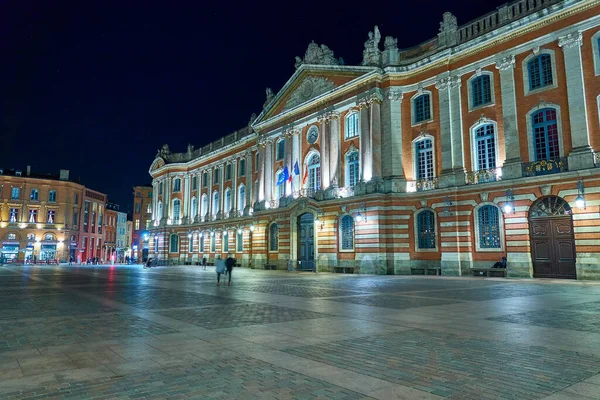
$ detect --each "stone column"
[163,178,171,223]
[292,130,300,193]
[370,95,383,181]
[359,100,371,181]
[219,163,224,218]
[284,132,293,196]
[232,159,237,215]
[207,169,212,220]
[264,141,273,201]
[152,182,159,222]
[245,151,253,213]
[196,172,202,222]
[329,113,340,187]
[559,32,595,170]
[183,175,190,224]
[318,116,330,190]
[437,75,466,188]
[258,145,265,202]
[382,88,406,192]
[496,55,522,179]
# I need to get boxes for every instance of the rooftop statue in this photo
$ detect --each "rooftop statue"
[263,87,274,109]
[294,41,339,69]
[362,26,382,66]
[384,36,398,51]
[156,144,170,158]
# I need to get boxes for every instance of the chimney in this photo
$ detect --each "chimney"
[26,165,31,176]
[59,169,70,181]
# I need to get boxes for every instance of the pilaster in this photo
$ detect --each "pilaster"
[218,163,225,219]
[183,175,190,224]
[328,112,340,188]
[382,88,406,192]
[264,140,273,201]
[232,159,238,214]
[318,115,330,190]
[358,98,371,182]
[245,151,253,214]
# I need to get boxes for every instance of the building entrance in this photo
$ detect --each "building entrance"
[298,213,315,271]
[529,196,577,279]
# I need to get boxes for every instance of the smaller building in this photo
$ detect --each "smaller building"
[116,210,127,262]
[103,201,119,262]
[125,216,133,261]
[132,185,153,262]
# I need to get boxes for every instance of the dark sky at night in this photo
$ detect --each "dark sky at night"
[1,0,506,211]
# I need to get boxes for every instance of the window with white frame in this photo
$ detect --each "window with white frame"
[30,189,39,201]
[212,192,219,216]
[527,54,553,91]
[191,197,197,219]
[192,176,198,190]
[474,124,496,171]
[9,208,18,222]
[173,178,181,192]
[471,75,492,108]
[238,185,245,211]
[413,93,431,124]
[226,164,232,180]
[170,234,179,253]
[223,232,229,252]
[11,187,20,200]
[8,233,16,240]
[416,210,436,249]
[28,209,38,223]
[592,31,600,76]
[345,151,359,188]
[239,159,246,176]
[345,112,359,139]
[276,139,285,161]
[47,210,55,224]
[202,172,208,187]
[340,215,354,250]
[213,168,219,184]
[532,108,559,161]
[201,195,208,217]
[48,190,57,202]
[236,230,243,252]
[172,199,181,221]
[210,234,216,252]
[225,188,231,213]
[477,205,501,249]
[200,234,205,252]
[307,153,321,195]
[157,201,163,220]
[415,139,434,180]
[276,170,285,199]
[269,223,278,251]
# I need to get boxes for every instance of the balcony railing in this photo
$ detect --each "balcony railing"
[293,189,317,199]
[408,178,438,192]
[594,152,600,167]
[466,168,501,185]
[268,199,280,209]
[522,158,568,177]
[333,186,355,198]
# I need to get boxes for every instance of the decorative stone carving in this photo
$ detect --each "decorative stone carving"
[294,41,339,69]
[284,76,335,110]
[541,185,551,196]
[387,88,403,102]
[475,68,482,76]
[420,199,427,207]
[495,55,515,71]
[187,144,195,155]
[341,205,347,213]
[257,136,272,148]
[477,114,488,125]
[263,88,274,109]
[157,144,171,158]
[361,26,382,66]
[248,113,257,128]
[384,36,398,51]
[435,75,460,90]
[357,89,384,108]
[558,32,583,49]
[532,45,541,56]
[438,12,458,47]
[480,192,489,202]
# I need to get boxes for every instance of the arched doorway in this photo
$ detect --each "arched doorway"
[529,196,576,279]
[298,213,315,271]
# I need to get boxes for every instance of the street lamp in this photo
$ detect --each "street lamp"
[503,189,515,214]
[576,181,586,210]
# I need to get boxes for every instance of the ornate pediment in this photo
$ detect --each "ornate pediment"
[283,76,336,110]
[150,158,165,172]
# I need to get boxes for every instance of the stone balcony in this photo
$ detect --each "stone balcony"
[522,157,568,177]
[465,168,502,185]
[407,178,439,192]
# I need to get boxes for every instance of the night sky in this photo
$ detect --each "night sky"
[1,0,506,211]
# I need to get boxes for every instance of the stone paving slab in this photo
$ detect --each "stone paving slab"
[0,294,117,320]
[489,309,600,333]
[327,294,463,309]
[234,284,364,298]
[101,289,244,309]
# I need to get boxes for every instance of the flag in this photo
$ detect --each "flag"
[302,163,308,185]
[277,170,286,185]
[283,166,290,183]
[288,170,293,183]
[293,161,300,176]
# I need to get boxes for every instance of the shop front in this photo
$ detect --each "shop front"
[40,242,57,261]
[1,242,20,261]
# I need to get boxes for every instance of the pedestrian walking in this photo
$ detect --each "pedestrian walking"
[216,257,226,286]
[69,256,73,266]
[225,254,236,286]
[202,257,207,270]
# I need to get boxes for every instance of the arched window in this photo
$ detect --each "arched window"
[191,197,197,219]
[157,201,163,220]
[471,75,492,107]
[307,153,321,195]
[224,188,231,213]
[238,185,246,211]
[170,234,179,253]
[340,215,354,250]
[269,223,279,251]
[474,124,496,170]
[532,108,559,161]
[345,112,359,139]
[345,151,359,188]
[200,234,205,252]
[239,159,246,176]
[223,232,229,252]
[236,230,243,252]
[415,139,434,180]
[276,170,285,199]
[189,235,194,253]
[276,139,285,161]
[172,199,181,221]
[478,205,501,249]
[528,54,553,90]
[417,210,436,249]
[201,194,208,217]
[413,93,431,123]
[212,192,219,216]
[173,178,181,192]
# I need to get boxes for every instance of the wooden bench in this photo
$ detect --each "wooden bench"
[470,268,506,277]
[264,264,277,270]
[410,267,441,275]
[333,266,356,274]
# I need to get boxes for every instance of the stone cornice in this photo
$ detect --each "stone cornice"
[558,31,583,49]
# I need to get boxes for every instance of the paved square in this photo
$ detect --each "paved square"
[0,264,599,399]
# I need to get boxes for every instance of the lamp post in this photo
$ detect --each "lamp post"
[576,181,586,210]
[503,189,515,214]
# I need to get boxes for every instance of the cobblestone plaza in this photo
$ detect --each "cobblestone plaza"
[0,265,600,399]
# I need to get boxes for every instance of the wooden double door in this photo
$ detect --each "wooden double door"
[529,197,577,279]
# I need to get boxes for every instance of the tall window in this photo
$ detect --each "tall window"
[192,176,198,190]
[210,234,216,252]
[146,203,152,213]
[145,219,151,229]
[135,203,141,213]
[159,182,163,194]
[173,199,181,221]
[188,235,194,253]
[528,54,553,90]
[532,108,559,161]
[346,151,359,188]
[345,113,359,139]
[478,205,501,249]
[135,220,140,230]
[73,211,78,226]
[74,193,79,204]
[170,234,179,253]
[225,189,231,213]
[239,159,246,176]
[83,202,89,232]
[276,171,285,199]
[269,223,279,251]
[413,93,431,123]
[157,201,163,220]
[173,178,181,192]
[472,75,492,107]
[237,231,243,252]
[29,209,38,223]
[30,189,39,201]
[9,208,18,223]
[223,232,229,252]
[201,195,208,217]
[474,124,496,170]
[340,215,354,250]
[212,192,219,216]
[226,164,232,180]
[307,153,321,195]
[191,197,197,219]
[255,153,260,171]
[238,185,245,211]
[200,234,205,252]
[276,139,285,161]
[214,168,220,184]
[11,187,20,200]
[416,139,434,180]
[48,190,56,202]
[202,172,208,187]
[417,210,436,249]
[47,210,55,224]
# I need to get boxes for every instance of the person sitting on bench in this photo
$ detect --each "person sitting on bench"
[493,256,507,268]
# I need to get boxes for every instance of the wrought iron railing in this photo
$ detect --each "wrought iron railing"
[293,189,317,199]
[465,168,501,185]
[334,187,355,198]
[522,157,568,177]
[268,199,280,209]
[594,152,600,167]
[408,178,438,192]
